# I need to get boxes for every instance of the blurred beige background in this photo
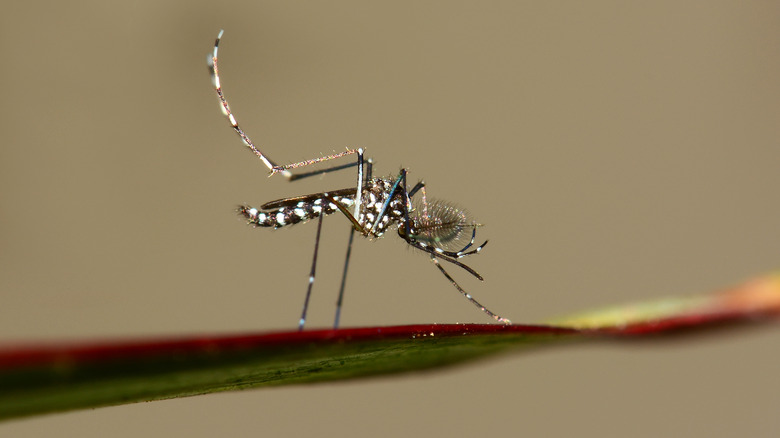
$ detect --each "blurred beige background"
[2,1,779,436]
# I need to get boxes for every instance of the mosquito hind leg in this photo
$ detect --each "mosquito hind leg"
[208,30,290,177]
[273,149,364,181]
[209,30,366,182]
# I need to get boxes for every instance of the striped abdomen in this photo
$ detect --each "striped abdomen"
[238,195,355,229]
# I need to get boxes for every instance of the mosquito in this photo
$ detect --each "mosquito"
[208,30,511,330]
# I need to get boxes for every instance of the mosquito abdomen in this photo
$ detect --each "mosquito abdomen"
[238,196,354,229]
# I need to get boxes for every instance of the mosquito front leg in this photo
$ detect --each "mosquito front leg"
[407,241,485,280]
[430,256,511,325]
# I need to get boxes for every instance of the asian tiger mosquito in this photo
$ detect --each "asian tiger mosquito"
[208,30,511,330]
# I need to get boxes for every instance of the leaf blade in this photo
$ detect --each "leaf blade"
[1,273,778,420]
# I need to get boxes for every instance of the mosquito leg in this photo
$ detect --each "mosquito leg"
[327,195,366,233]
[401,179,506,323]
[437,236,488,259]
[286,160,358,182]
[353,150,365,219]
[209,30,364,181]
[400,171,413,238]
[408,181,425,199]
[404,181,427,246]
[208,30,290,178]
[430,255,511,325]
[394,174,424,242]
[454,227,478,254]
[274,149,360,178]
[365,158,373,181]
[299,211,325,330]
[457,237,487,257]
[332,149,365,328]
[409,242,485,280]
[334,227,356,329]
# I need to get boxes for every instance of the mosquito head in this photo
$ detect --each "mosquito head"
[406,199,479,252]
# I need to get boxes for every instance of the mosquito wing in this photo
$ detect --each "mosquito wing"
[260,186,360,210]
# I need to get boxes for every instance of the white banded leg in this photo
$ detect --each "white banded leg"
[333,151,367,328]
[209,30,363,181]
[299,211,325,330]
[430,256,511,325]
